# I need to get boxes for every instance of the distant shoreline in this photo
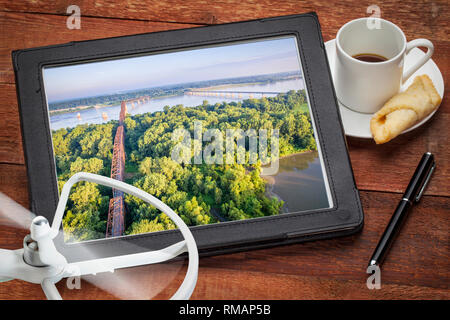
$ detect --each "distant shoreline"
[200,75,301,92]
[49,104,98,115]
[48,92,181,116]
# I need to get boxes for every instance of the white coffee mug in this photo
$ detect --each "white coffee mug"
[334,18,434,114]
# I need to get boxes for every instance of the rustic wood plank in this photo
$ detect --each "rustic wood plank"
[1,0,449,41]
[1,10,448,87]
[348,111,450,197]
[191,268,449,300]
[1,81,448,196]
[0,163,29,249]
[0,4,450,83]
[200,192,450,290]
[0,2,448,301]
[0,174,448,299]
[0,12,202,84]
[0,163,28,207]
[0,10,448,192]
[0,84,23,165]
[0,260,448,300]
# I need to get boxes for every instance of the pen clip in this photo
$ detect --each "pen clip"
[415,162,435,202]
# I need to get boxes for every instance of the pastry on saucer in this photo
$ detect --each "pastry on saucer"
[370,75,441,144]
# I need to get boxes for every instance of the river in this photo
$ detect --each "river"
[49,78,329,215]
[263,151,330,213]
[49,79,304,130]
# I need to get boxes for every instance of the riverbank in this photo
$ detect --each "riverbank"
[49,104,97,115]
[261,149,322,214]
[48,92,183,116]
[261,149,314,183]
[198,75,302,92]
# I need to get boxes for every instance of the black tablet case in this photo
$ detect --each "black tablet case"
[12,12,364,260]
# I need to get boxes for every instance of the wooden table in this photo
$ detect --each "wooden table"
[0,0,448,300]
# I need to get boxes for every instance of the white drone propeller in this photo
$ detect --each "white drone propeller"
[0,172,199,300]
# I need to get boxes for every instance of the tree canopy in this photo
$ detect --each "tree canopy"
[53,90,316,242]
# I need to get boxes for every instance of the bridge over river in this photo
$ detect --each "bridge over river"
[106,100,127,237]
[185,89,282,99]
[105,95,152,237]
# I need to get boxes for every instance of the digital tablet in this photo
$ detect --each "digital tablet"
[13,13,363,259]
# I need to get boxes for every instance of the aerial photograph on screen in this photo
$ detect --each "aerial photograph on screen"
[43,36,330,243]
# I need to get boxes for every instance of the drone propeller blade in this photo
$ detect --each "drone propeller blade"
[41,173,198,299]
[0,192,36,230]
[75,264,184,299]
[60,235,186,300]
[69,240,186,276]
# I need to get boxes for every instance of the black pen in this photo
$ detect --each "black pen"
[368,152,436,268]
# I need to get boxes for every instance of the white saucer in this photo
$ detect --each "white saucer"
[325,39,444,139]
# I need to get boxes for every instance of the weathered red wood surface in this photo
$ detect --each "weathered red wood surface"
[0,0,448,299]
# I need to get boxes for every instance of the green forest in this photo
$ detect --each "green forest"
[52,90,317,242]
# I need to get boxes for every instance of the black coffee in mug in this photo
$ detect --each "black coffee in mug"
[352,53,388,63]
[335,18,434,113]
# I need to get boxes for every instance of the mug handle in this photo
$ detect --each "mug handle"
[402,39,434,83]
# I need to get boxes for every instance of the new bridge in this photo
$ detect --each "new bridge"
[185,90,282,99]
[125,96,150,109]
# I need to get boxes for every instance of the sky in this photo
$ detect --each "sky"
[43,36,302,103]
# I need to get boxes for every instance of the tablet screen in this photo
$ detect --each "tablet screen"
[42,35,332,243]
